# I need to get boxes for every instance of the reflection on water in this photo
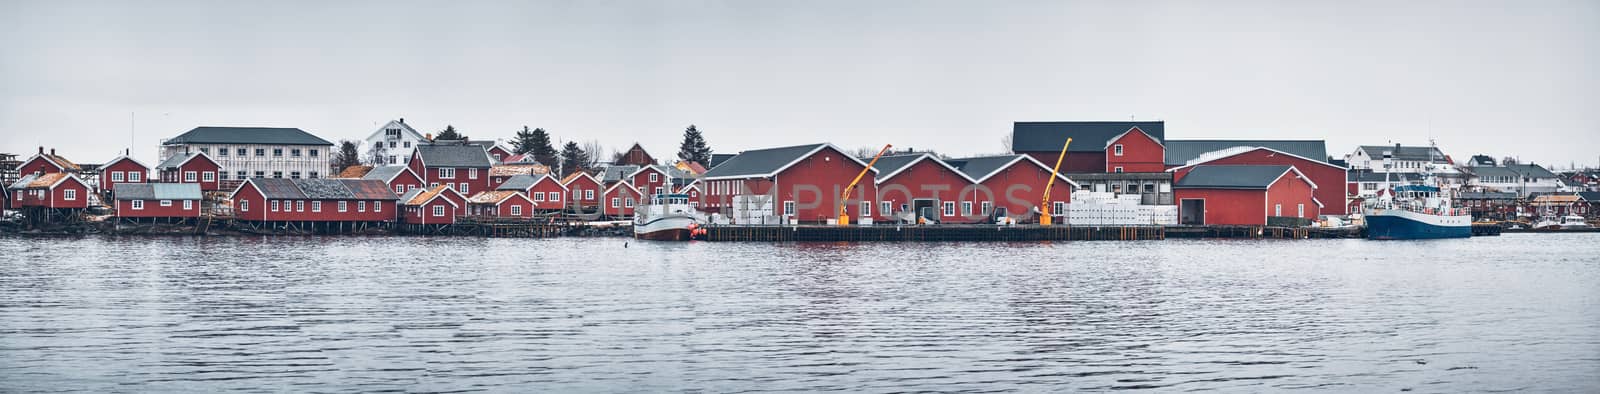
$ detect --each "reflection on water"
[1,235,1597,391]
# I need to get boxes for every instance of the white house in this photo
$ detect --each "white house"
[1346,145,1451,173]
[159,126,333,181]
[364,119,428,166]
[1468,164,1565,197]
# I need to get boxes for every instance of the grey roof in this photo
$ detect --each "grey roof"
[869,154,927,178]
[1011,121,1165,153]
[1358,145,1448,162]
[598,165,640,183]
[113,183,201,200]
[1347,170,1422,182]
[294,178,356,199]
[1166,140,1328,166]
[155,152,205,170]
[362,165,411,182]
[249,178,397,200]
[164,127,332,146]
[944,155,1026,181]
[339,179,399,200]
[1580,191,1600,201]
[1471,164,1558,179]
[708,154,736,169]
[1468,155,1497,166]
[251,178,307,199]
[1459,191,1520,200]
[496,174,548,191]
[639,164,691,180]
[398,188,425,203]
[8,174,38,190]
[1174,165,1295,189]
[416,143,493,168]
[703,143,829,179]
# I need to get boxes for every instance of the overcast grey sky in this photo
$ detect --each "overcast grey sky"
[2,0,1596,168]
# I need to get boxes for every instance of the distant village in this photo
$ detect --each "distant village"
[2,119,1596,234]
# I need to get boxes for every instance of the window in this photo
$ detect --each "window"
[403,142,410,148]
[296,201,304,212]
[255,149,265,156]
[861,201,871,217]
[183,200,193,210]
[60,189,76,200]
[238,148,247,156]
[273,148,283,157]
[273,171,283,179]
[654,187,664,196]
[534,192,545,201]
[1114,167,1124,173]
[241,200,249,212]
[1297,204,1305,217]
[199,147,209,155]
[203,172,215,182]
[291,149,302,157]
[131,200,144,210]
[612,197,620,208]
[1275,204,1283,216]
[308,149,319,157]
[585,190,594,200]
[459,183,468,194]
[184,171,197,182]
[338,201,348,212]
[160,199,171,206]
[650,173,659,183]
[1053,201,1066,216]
[881,201,892,214]
[389,156,397,164]
[111,171,124,182]
[468,168,477,179]
[312,201,322,212]
[493,154,503,162]
[389,141,397,148]
[440,168,455,179]
[375,202,382,212]
[394,185,404,193]
[1144,183,1156,193]
[358,201,366,212]
[218,148,228,157]
[238,171,248,180]
[510,205,522,216]
[942,201,955,217]
[981,201,993,215]
[783,201,795,216]
[433,205,445,217]
[290,172,301,179]
[272,200,280,212]
[961,201,973,216]
[129,172,141,182]
[625,198,635,208]
[1114,144,1124,156]
[219,172,229,180]
[309,172,319,179]
[550,192,561,201]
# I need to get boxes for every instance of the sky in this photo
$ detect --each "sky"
[2,0,1596,169]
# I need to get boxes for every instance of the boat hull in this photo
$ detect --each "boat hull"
[633,215,698,241]
[1366,209,1471,240]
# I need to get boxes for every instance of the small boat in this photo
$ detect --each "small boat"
[1365,185,1472,240]
[1533,215,1593,230]
[633,193,705,241]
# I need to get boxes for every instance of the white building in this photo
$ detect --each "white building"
[363,119,428,166]
[1346,145,1451,173]
[159,126,334,181]
[1468,164,1565,197]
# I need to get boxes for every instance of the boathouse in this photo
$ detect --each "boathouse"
[228,178,400,224]
[99,154,150,195]
[113,183,202,221]
[1103,127,1167,173]
[409,142,495,196]
[562,171,604,213]
[400,185,466,225]
[19,147,80,177]
[1172,165,1320,226]
[361,165,427,195]
[945,155,1078,224]
[701,143,877,225]
[156,151,222,191]
[1168,146,1348,215]
[628,165,685,198]
[601,181,641,219]
[1010,121,1165,174]
[871,153,980,223]
[466,190,536,219]
[496,174,567,211]
[8,173,91,225]
[488,164,547,190]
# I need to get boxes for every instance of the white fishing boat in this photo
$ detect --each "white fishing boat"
[1365,185,1472,240]
[633,193,705,241]
[1534,215,1592,230]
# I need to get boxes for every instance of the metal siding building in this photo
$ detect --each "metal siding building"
[1170,147,1348,215]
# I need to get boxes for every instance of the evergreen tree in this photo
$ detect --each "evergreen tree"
[512,126,539,154]
[529,128,558,166]
[435,125,466,141]
[559,141,591,177]
[676,124,712,164]
[333,140,362,171]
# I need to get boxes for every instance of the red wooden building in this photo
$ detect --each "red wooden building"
[409,142,495,196]
[1168,146,1348,215]
[486,145,514,164]
[946,155,1078,223]
[99,155,150,194]
[19,148,81,177]
[1172,165,1321,226]
[701,143,877,224]
[113,183,202,220]
[561,171,604,212]
[871,153,981,223]
[362,165,427,195]
[602,181,641,218]
[628,165,682,197]
[615,142,655,166]
[400,185,466,225]
[1010,121,1165,174]
[677,180,701,205]
[228,178,399,222]
[156,151,222,191]
[8,173,91,210]
[1104,127,1166,173]
[497,174,568,211]
[488,164,547,190]
[466,190,536,218]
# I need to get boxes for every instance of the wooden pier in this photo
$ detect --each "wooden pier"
[702,225,1168,242]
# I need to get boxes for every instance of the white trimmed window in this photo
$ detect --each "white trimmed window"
[440,168,455,179]
[942,201,955,217]
[313,201,322,212]
[272,200,280,212]
[981,201,993,215]
[459,183,468,194]
[184,171,197,182]
[111,171,124,182]
[433,205,445,217]
[468,168,478,179]
[241,200,249,212]
[650,173,658,183]
[534,192,545,202]
[550,192,560,201]
[1275,204,1283,216]
[375,202,382,212]
[861,201,871,217]
[961,201,973,216]
[1053,201,1066,216]
[131,200,144,210]
[160,199,172,207]
[625,198,634,208]
[585,190,594,200]
[611,197,620,208]
[783,201,796,216]
[1114,167,1124,173]
[64,189,77,200]
[183,200,193,210]
[1114,144,1124,156]
[338,201,348,212]
[510,205,522,216]
[881,201,892,214]
[129,172,141,182]
[1297,204,1305,217]
[296,201,305,212]
[359,201,367,212]
[203,172,215,182]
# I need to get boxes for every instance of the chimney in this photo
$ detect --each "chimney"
[399,117,405,124]
[50,148,55,156]
[38,146,44,154]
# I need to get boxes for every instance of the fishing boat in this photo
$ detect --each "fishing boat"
[633,193,705,241]
[1533,215,1593,230]
[1365,184,1472,240]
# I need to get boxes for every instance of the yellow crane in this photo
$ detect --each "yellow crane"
[840,144,893,226]
[1039,138,1072,226]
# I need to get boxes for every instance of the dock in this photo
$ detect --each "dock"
[702,225,1167,242]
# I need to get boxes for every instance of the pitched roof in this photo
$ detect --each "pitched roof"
[467,190,524,205]
[294,178,357,199]
[1579,191,1600,201]
[1531,194,1581,204]
[338,179,400,200]
[943,154,1074,185]
[101,155,150,171]
[1468,155,1497,166]
[1471,164,1558,179]
[26,153,82,171]
[364,119,425,142]
[415,143,494,168]
[490,164,548,177]
[113,183,201,200]
[1165,140,1328,166]
[362,165,414,183]
[708,153,736,169]
[1011,121,1166,153]
[8,173,74,190]
[164,126,332,146]
[871,153,977,184]
[598,165,640,182]
[560,170,599,185]
[1174,165,1301,190]
[156,152,205,170]
[704,143,874,180]
[1358,145,1448,162]
[336,165,374,178]
[628,165,691,181]
[401,184,459,206]
[248,178,308,199]
[496,174,563,191]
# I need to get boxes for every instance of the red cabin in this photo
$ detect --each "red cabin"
[945,155,1078,223]
[701,143,877,225]
[156,151,222,191]
[1104,126,1166,173]
[562,171,604,213]
[1168,146,1348,215]
[113,183,202,220]
[871,153,981,223]
[486,145,514,164]
[488,164,547,190]
[466,190,536,218]
[228,178,399,222]
[409,143,495,196]
[362,165,427,196]
[602,181,641,218]
[8,173,91,209]
[19,148,81,177]
[1173,165,1321,226]
[400,185,466,225]
[677,180,701,207]
[100,155,151,195]
[497,174,568,211]
[628,165,681,198]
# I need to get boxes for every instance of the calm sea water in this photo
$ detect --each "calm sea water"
[1,234,1596,392]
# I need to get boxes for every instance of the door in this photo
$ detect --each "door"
[911,199,936,223]
[1181,199,1205,225]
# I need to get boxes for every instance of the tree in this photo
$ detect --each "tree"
[526,128,558,166]
[1001,133,1013,154]
[1502,157,1519,166]
[333,140,362,172]
[559,141,592,177]
[435,125,466,141]
[365,141,389,166]
[512,126,538,155]
[677,125,712,164]
[582,140,606,169]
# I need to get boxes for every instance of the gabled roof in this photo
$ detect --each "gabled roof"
[415,143,494,168]
[362,165,418,183]
[467,190,527,205]
[235,178,397,201]
[560,170,600,186]
[1357,145,1449,162]
[943,154,1074,185]
[627,164,690,181]
[1165,140,1328,166]
[1104,126,1164,149]
[1471,164,1559,179]
[708,153,736,169]
[1011,121,1166,153]
[114,183,201,200]
[677,179,700,194]
[9,173,79,190]
[338,179,400,200]
[1531,194,1581,204]
[1468,155,1497,166]
[8,174,39,190]
[165,126,332,146]
[101,155,150,171]
[364,119,425,142]
[598,165,640,183]
[871,153,977,184]
[1167,146,1346,172]
[155,151,217,170]
[336,165,374,178]
[703,143,874,180]
[1174,165,1312,190]
[24,152,82,172]
[1578,191,1600,202]
[245,178,307,199]
[401,184,462,207]
[604,180,640,196]
[496,174,565,191]
[490,164,548,177]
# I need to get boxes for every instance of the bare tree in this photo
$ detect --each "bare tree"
[582,140,606,169]
[364,142,389,166]
[1001,133,1013,154]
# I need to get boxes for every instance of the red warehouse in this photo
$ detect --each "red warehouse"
[362,165,427,195]
[156,151,222,191]
[602,181,641,218]
[561,171,604,212]
[1104,127,1166,173]
[466,190,536,218]
[400,185,466,225]
[1168,146,1347,215]
[99,155,151,195]
[700,143,877,225]
[409,143,495,196]
[8,173,91,210]
[871,153,980,223]
[229,178,400,223]
[946,155,1078,224]
[19,147,81,177]
[1172,165,1321,226]
[113,183,203,221]
[1010,121,1165,174]
[497,174,568,211]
